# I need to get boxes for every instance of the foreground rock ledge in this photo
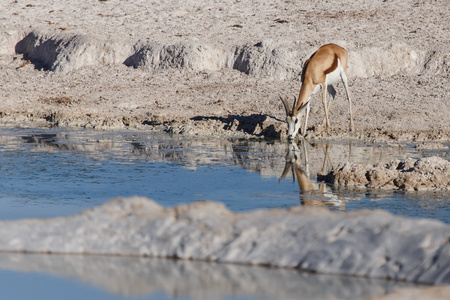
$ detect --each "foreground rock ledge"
[322,156,450,191]
[1,197,449,285]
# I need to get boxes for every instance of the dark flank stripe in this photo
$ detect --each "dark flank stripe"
[301,57,312,83]
[324,54,339,75]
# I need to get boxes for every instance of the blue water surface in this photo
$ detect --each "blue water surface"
[0,127,447,300]
[0,127,447,223]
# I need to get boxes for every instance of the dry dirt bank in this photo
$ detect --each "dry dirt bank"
[0,0,448,142]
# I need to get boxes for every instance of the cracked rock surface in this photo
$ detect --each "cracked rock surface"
[323,156,450,191]
[1,197,449,285]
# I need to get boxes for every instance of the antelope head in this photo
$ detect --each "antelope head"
[280,96,301,140]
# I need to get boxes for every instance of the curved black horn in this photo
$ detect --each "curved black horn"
[279,96,291,116]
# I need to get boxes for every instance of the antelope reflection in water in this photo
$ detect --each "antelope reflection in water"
[280,141,345,210]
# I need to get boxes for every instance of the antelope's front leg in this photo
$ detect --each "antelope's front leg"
[301,102,310,136]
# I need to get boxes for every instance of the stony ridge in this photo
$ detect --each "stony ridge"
[0,197,449,285]
[322,156,450,191]
[8,29,440,79]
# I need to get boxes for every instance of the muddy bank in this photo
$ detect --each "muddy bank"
[321,156,450,191]
[0,0,448,142]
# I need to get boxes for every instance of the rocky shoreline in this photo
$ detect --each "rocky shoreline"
[1,197,449,285]
[321,156,450,191]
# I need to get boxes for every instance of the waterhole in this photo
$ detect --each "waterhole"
[0,127,448,222]
[0,126,448,300]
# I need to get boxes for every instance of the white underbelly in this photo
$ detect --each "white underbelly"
[326,65,342,85]
[326,60,342,85]
[311,58,342,94]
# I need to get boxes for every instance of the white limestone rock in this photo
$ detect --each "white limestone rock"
[15,30,135,72]
[0,197,449,285]
[324,156,450,191]
[13,29,434,80]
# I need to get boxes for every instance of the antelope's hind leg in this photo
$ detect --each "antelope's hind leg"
[321,85,336,127]
[321,84,331,130]
[340,72,354,132]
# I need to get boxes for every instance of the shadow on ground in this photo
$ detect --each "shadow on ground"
[191,114,283,139]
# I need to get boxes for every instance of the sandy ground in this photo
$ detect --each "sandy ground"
[0,0,449,143]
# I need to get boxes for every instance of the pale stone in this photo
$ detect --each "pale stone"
[0,197,449,285]
[11,29,436,80]
[324,156,450,191]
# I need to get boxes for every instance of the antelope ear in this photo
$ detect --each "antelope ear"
[279,96,291,116]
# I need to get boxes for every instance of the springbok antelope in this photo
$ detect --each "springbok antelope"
[280,43,354,139]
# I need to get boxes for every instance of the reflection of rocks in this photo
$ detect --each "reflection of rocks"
[0,197,449,285]
[5,128,449,194]
[20,132,114,152]
[0,253,410,300]
[3,128,417,179]
[415,142,448,150]
[322,156,450,191]
[365,286,450,300]
[229,139,413,180]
